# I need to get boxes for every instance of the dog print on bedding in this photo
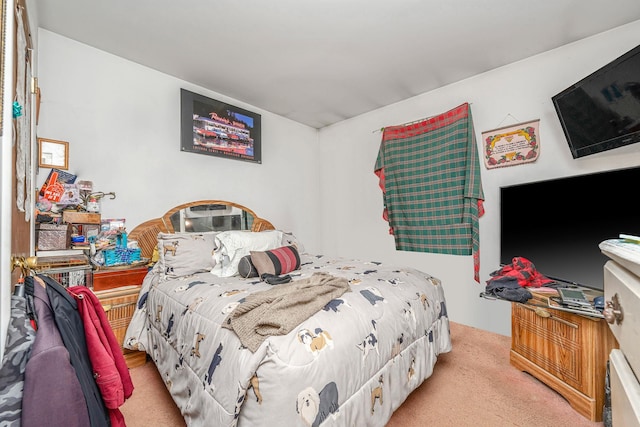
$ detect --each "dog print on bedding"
[204,343,223,387]
[297,328,334,357]
[370,375,384,414]
[356,320,379,361]
[360,287,385,306]
[296,382,339,427]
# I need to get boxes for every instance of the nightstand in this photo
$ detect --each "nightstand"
[510,291,619,421]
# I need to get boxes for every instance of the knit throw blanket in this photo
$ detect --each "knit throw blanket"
[374,103,485,282]
[222,272,350,352]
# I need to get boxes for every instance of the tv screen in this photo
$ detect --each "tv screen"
[552,44,640,159]
[499,167,640,291]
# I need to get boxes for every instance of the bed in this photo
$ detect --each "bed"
[123,200,451,427]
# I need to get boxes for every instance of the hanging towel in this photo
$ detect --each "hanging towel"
[374,103,485,282]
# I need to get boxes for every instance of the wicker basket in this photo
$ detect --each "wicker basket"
[36,223,72,250]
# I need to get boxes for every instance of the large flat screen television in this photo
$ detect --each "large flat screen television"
[552,44,640,159]
[499,166,640,291]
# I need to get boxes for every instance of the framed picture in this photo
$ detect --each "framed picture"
[180,89,261,164]
[38,138,69,170]
[481,119,540,169]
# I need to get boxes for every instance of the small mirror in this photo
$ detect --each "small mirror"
[38,138,69,170]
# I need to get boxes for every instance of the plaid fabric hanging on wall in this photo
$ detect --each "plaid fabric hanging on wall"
[374,102,485,282]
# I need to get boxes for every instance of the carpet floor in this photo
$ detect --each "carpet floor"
[120,321,605,426]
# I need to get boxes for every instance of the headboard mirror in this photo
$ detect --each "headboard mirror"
[129,200,275,260]
[165,203,255,233]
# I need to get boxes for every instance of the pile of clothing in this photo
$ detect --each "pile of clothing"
[484,257,555,303]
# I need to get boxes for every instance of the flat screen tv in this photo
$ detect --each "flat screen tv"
[499,166,640,291]
[552,43,640,159]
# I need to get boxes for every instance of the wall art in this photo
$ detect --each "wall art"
[180,89,261,164]
[482,119,540,169]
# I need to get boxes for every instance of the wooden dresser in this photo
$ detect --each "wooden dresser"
[510,292,618,421]
[602,259,640,426]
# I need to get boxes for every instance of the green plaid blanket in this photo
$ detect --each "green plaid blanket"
[374,103,484,281]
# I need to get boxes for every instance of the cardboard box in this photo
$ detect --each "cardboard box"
[62,211,101,224]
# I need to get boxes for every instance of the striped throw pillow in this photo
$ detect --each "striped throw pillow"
[250,245,300,277]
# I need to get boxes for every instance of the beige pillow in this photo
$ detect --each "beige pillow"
[157,231,218,279]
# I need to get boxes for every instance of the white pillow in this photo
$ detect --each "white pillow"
[211,230,283,277]
[280,230,305,254]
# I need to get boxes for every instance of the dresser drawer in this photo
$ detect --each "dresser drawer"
[604,261,640,378]
[609,349,640,427]
[93,265,149,291]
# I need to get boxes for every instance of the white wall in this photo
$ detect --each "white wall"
[318,20,640,335]
[36,30,322,253]
[36,21,640,337]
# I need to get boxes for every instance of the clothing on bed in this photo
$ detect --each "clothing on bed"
[374,102,485,282]
[222,272,350,352]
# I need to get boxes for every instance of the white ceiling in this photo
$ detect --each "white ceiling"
[36,0,640,129]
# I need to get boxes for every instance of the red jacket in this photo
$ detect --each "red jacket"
[67,286,134,427]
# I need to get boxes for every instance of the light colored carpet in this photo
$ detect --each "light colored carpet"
[120,322,605,426]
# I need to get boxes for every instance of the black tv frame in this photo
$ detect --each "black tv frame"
[552,44,640,159]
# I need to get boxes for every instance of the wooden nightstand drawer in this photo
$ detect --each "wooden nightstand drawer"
[93,265,149,291]
[512,303,583,388]
[511,300,618,421]
[95,285,146,368]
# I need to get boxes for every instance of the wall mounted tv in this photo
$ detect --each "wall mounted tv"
[552,43,640,159]
[499,166,640,291]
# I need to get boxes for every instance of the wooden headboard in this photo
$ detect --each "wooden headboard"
[128,200,275,260]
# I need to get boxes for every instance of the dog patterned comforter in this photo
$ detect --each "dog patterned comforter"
[124,253,451,427]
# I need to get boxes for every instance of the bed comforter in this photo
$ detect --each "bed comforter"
[124,253,451,426]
